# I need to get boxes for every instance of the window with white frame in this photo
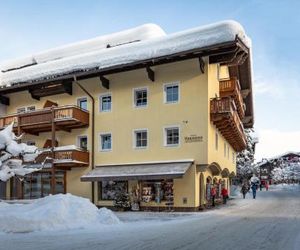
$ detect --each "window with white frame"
[165,127,179,146]
[134,88,147,107]
[100,133,112,151]
[17,106,35,113]
[164,83,179,103]
[78,136,88,150]
[134,130,148,148]
[100,94,112,112]
[215,132,219,150]
[77,97,87,110]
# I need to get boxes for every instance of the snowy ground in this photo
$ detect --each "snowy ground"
[1,184,300,250]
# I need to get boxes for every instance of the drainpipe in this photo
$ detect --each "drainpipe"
[73,76,95,204]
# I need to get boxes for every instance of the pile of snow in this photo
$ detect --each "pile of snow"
[0,20,251,87]
[0,193,120,233]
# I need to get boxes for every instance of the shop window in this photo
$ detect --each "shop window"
[77,97,87,110]
[134,88,148,107]
[165,127,179,146]
[78,136,88,150]
[23,171,65,199]
[100,94,112,112]
[100,133,112,151]
[164,83,179,103]
[99,181,128,200]
[141,180,173,204]
[134,130,148,148]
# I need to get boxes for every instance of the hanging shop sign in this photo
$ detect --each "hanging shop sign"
[184,135,203,143]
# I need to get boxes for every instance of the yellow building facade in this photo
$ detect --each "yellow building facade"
[0,21,253,211]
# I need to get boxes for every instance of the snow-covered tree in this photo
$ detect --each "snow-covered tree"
[0,123,42,182]
[236,129,258,181]
[271,158,300,183]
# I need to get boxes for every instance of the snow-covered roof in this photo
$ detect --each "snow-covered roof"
[0,20,250,88]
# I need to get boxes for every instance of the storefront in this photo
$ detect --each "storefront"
[10,170,66,199]
[81,160,192,210]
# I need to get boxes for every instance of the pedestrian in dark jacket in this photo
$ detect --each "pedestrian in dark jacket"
[221,187,228,204]
[241,183,249,199]
[211,186,216,207]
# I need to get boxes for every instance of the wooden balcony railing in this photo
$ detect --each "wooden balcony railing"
[210,97,247,152]
[0,105,89,134]
[219,78,245,120]
[36,146,90,168]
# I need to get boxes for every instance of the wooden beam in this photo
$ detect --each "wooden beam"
[0,95,9,106]
[63,82,73,95]
[99,76,109,89]
[146,66,155,82]
[28,88,40,100]
[241,89,251,98]
[198,57,205,74]
[55,125,71,133]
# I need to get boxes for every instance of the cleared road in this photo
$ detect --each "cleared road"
[1,185,300,250]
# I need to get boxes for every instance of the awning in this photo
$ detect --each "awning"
[81,160,193,181]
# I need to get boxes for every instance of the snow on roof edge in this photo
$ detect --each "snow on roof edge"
[0,20,251,87]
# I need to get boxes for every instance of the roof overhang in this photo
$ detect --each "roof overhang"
[81,160,193,182]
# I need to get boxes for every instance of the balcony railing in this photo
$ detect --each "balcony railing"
[210,97,247,152]
[219,78,245,120]
[0,105,89,134]
[36,146,90,168]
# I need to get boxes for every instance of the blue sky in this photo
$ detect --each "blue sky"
[0,0,299,160]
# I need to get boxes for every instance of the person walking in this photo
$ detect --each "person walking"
[221,186,228,204]
[250,175,259,199]
[211,185,216,207]
[241,182,249,199]
[265,181,269,191]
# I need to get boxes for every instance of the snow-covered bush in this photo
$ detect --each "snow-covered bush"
[0,123,42,182]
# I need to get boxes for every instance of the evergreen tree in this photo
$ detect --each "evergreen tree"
[236,129,258,182]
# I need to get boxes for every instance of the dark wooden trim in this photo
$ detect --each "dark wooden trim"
[198,57,205,74]
[146,66,155,82]
[0,95,9,105]
[100,76,109,89]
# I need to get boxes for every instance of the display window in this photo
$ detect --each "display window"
[99,181,128,200]
[141,180,173,205]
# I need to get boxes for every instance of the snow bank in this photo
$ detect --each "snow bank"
[0,194,120,233]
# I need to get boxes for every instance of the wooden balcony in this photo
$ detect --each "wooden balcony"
[210,97,247,152]
[36,146,90,169]
[0,105,89,135]
[219,78,245,119]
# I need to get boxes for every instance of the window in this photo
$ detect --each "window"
[78,136,88,150]
[100,94,112,112]
[134,88,147,107]
[25,141,36,146]
[100,133,112,151]
[164,83,179,103]
[77,97,87,110]
[98,181,128,200]
[218,65,230,80]
[232,152,235,164]
[215,132,219,150]
[224,143,227,157]
[134,130,148,148]
[17,106,35,113]
[165,127,179,146]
